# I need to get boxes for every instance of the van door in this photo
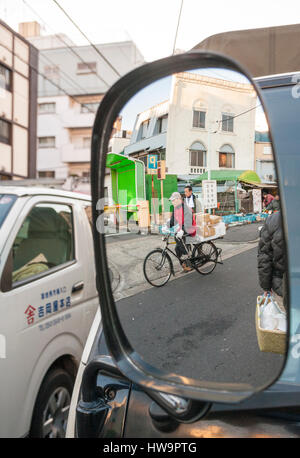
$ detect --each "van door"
[0,196,87,437]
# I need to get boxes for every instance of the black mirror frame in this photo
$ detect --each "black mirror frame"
[91,50,287,404]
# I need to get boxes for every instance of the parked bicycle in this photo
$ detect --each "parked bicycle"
[143,231,223,287]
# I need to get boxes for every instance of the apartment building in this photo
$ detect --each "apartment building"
[0,20,38,179]
[19,22,144,179]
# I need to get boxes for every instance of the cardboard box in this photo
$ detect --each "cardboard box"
[209,215,222,225]
[208,226,216,237]
[196,213,211,225]
[197,224,215,238]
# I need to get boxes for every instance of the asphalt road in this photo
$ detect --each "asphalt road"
[116,246,284,388]
[221,221,262,243]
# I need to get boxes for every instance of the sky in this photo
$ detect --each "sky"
[1,0,300,62]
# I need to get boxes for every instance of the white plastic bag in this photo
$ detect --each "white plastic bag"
[259,295,287,332]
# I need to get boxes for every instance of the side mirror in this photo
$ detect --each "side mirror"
[90,51,288,408]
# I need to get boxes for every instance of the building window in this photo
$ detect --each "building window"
[38,171,55,178]
[80,102,99,113]
[0,119,11,145]
[38,136,56,148]
[222,113,234,132]
[155,115,168,134]
[263,146,272,155]
[38,103,56,114]
[219,144,235,168]
[44,65,60,80]
[0,64,12,92]
[192,110,206,129]
[83,137,91,148]
[141,120,150,139]
[77,62,97,74]
[190,142,206,167]
[137,120,150,141]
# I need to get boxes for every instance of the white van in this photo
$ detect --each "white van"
[0,187,98,438]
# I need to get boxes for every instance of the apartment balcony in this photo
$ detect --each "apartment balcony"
[189,167,207,175]
[62,144,91,163]
[62,111,95,129]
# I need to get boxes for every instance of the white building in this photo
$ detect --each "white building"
[124,72,257,180]
[19,22,144,180]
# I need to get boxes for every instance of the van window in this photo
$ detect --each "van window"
[12,203,74,283]
[0,194,17,228]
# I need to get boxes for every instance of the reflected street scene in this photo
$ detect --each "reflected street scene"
[101,67,286,388]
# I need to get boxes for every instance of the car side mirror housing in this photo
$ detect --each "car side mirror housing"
[90,51,289,407]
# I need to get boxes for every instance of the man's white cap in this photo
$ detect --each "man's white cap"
[169,192,182,201]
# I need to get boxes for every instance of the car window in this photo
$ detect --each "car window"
[12,203,74,284]
[0,194,17,228]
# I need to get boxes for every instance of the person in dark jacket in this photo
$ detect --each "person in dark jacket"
[257,211,286,310]
[266,194,280,212]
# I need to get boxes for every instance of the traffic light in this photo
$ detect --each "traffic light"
[157,160,166,180]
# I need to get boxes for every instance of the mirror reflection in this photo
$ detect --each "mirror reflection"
[100,67,286,387]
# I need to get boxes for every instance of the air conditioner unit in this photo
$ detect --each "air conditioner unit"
[264,174,273,181]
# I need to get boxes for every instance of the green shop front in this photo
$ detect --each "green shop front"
[105,153,146,228]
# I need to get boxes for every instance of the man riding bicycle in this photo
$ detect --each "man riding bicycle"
[167,192,197,272]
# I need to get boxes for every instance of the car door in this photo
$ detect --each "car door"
[0,195,88,437]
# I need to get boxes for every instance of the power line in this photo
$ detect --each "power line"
[173,0,184,54]
[8,47,102,114]
[22,0,111,89]
[216,104,262,126]
[39,53,92,96]
[51,0,121,78]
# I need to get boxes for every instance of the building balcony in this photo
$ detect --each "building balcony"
[189,167,207,175]
[61,144,91,163]
[62,111,95,129]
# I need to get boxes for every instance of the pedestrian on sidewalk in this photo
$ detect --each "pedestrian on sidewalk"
[257,211,287,310]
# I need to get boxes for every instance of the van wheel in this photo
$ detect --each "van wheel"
[30,368,74,438]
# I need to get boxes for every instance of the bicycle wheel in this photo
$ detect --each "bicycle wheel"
[143,249,172,287]
[192,241,218,275]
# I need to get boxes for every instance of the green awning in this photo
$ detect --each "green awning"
[191,169,261,184]
[106,153,135,170]
[238,170,261,184]
[191,170,246,182]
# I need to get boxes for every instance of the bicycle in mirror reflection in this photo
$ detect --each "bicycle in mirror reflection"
[143,230,223,287]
